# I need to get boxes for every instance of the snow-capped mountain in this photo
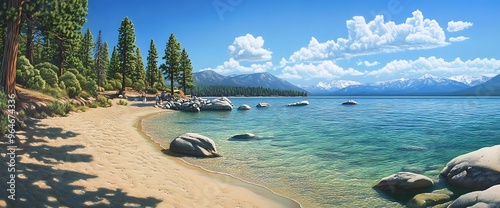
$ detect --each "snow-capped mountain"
[449,74,492,86]
[334,74,470,95]
[304,80,361,95]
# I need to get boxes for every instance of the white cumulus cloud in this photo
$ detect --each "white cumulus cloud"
[202,58,273,74]
[228,34,272,61]
[288,10,448,63]
[368,56,500,77]
[279,60,364,80]
[447,21,473,32]
[449,36,469,42]
[357,60,380,67]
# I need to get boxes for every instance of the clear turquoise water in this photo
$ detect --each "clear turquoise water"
[141,97,500,207]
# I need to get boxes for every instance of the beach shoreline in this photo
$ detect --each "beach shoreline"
[0,99,301,208]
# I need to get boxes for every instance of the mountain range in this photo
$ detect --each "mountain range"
[193,70,306,92]
[194,70,500,96]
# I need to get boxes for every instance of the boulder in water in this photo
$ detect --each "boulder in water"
[169,133,220,157]
[448,184,500,208]
[287,100,309,106]
[256,102,271,108]
[440,145,500,190]
[373,172,434,193]
[238,104,251,110]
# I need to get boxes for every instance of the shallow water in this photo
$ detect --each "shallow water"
[142,97,500,207]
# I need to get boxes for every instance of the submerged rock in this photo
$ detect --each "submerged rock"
[230,133,255,140]
[256,102,271,108]
[237,104,251,110]
[448,184,500,208]
[287,100,309,106]
[407,192,452,208]
[373,172,434,193]
[169,133,220,157]
[440,145,500,190]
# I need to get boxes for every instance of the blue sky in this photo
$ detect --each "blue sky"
[85,0,500,86]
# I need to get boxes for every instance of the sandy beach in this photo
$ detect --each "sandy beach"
[0,99,300,207]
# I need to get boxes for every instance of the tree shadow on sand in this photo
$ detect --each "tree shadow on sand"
[0,119,162,207]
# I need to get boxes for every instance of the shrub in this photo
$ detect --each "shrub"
[0,89,8,135]
[46,101,66,117]
[85,79,98,96]
[59,81,66,90]
[117,99,128,106]
[43,87,66,98]
[88,102,99,108]
[27,75,46,90]
[39,67,59,88]
[132,81,145,91]
[59,72,81,98]
[64,101,76,113]
[96,95,112,107]
[35,62,59,74]
[65,68,80,76]
[79,91,91,99]
[145,87,157,94]
[16,56,35,85]
[153,82,166,91]
[108,79,122,91]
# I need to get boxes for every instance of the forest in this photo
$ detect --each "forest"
[187,86,308,97]
[0,0,194,98]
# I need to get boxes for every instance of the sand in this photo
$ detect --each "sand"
[0,99,301,207]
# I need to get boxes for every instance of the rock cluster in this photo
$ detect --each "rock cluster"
[161,96,233,112]
[374,145,500,207]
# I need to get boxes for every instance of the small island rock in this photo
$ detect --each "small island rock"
[373,172,434,193]
[287,100,309,106]
[256,102,271,108]
[231,133,255,139]
[448,184,500,208]
[440,145,500,190]
[169,133,220,157]
[238,104,251,110]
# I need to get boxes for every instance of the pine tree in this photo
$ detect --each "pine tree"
[81,28,94,77]
[131,47,145,90]
[179,48,194,92]
[146,39,161,88]
[162,33,181,95]
[94,30,108,88]
[117,17,136,94]
[39,0,88,76]
[108,46,120,79]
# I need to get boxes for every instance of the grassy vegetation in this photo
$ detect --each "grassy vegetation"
[117,99,128,106]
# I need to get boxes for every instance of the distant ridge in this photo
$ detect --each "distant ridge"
[455,74,500,96]
[194,70,306,92]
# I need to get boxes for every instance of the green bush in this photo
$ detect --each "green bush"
[39,67,59,88]
[145,87,157,94]
[59,72,81,98]
[64,101,76,113]
[35,62,59,74]
[88,102,98,108]
[85,79,98,96]
[108,79,122,91]
[16,56,35,85]
[65,68,80,76]
[59,81,66,90]
[46,101,67,117]
[96,95,112,107]
[132,81,145,91]
[0,89,8,135]
[117,99,128,106]
[27,75,46,90]
[79,91,91,99]
[153,82,166,91]
[43,87,66,98]
[125,77,133,87]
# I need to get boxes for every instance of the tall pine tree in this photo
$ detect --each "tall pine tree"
[179,48,194,93]
[131,47,145,90]
[81,27,94,77]
[117,17,136,94]
[108,46,120,79]
[1,0,22,95]
[146,39,162,88]
[162,33,181,95]
[94,30,107,88]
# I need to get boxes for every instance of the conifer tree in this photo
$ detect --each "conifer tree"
[179,48,194,92]
[1,0,22,95]
[94,30,108,88]
[132,47,145,90]
[117,17,136,94]
[146,39,162,88]
[81,28,94,77]
[108,46,120,79]
[162,33,181,95]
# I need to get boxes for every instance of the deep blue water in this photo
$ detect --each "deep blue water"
[141,97,500,207]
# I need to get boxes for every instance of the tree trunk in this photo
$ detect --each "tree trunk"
[26,12,35,65]
[58,41,65,76]
[170,71,174,95]
[1,0,23,95]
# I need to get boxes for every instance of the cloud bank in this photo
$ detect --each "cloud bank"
[228,34,272,61]
[447,20,473,32]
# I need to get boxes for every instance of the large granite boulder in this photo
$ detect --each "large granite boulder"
[373,172,434,193]
[202,97,233,111]
[440,145,500,190]
[448,184,500,208]
[237,104,251,110]
[169,133,220,157]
